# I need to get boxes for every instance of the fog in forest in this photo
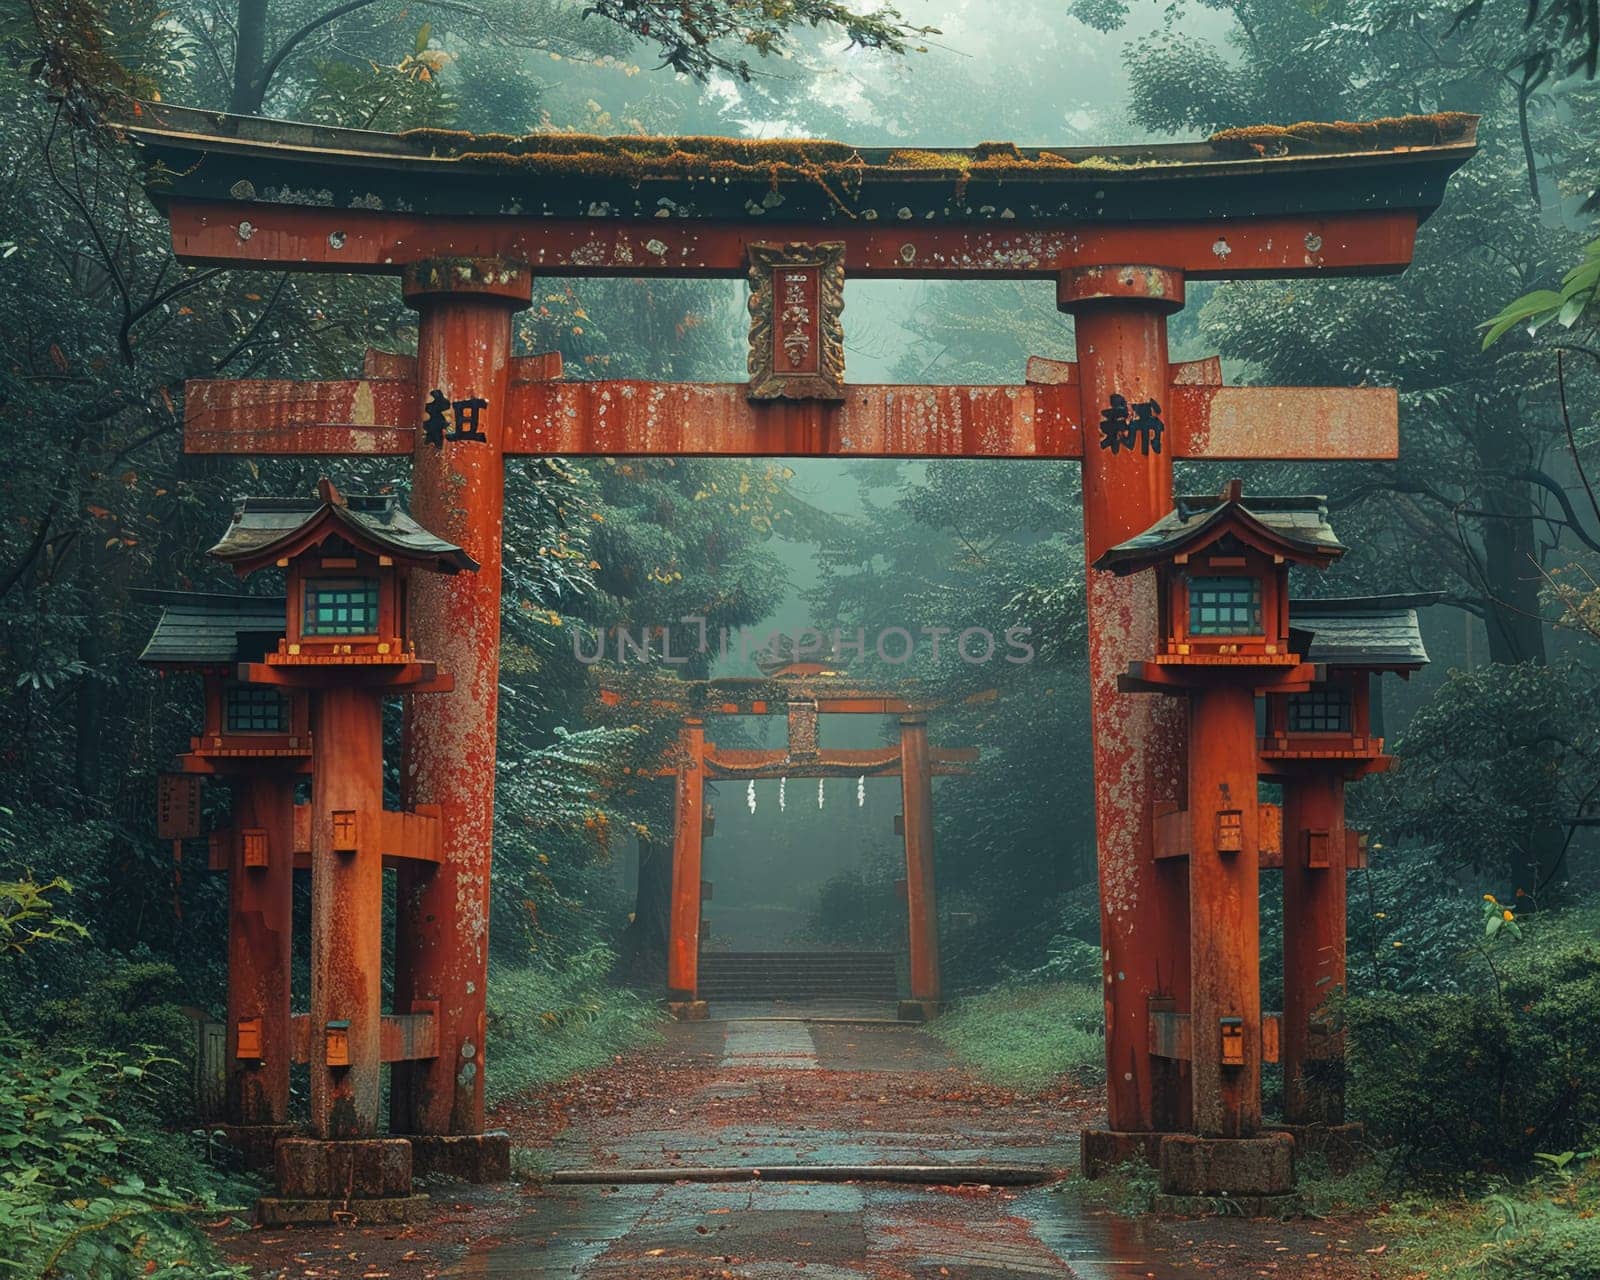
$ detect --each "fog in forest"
[5,0,1600,1269]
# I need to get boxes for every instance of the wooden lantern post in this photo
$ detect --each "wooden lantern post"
[140,592,308,1169]
[209,479,476,1222]
[1264,595,1435,1133]
[1095,480,1346,1201]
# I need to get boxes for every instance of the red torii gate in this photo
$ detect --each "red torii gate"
[600,666,981,1020]
[128,105,1475,1178]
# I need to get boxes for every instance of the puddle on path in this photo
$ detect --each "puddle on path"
[720,1018,820,1070]
[446,1181,1183,1279]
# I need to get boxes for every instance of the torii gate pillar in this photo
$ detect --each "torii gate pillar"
[392,259,531,1148]
[1281,771,1348,1126]
[665,717,707,1018]
[1062,266,1191,1141]
[899,713,941,1021]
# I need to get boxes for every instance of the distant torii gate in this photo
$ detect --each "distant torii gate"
[128,105,1475,1164]
[601,667,980,1020]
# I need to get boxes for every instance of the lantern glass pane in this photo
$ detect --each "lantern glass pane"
[1188,576,1262,635]
[304,578,379,636]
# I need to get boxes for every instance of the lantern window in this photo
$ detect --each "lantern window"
[226,683,288,732]
[304,578,379,636]
[1188,575,1262,636]
[1288,687,1351,734]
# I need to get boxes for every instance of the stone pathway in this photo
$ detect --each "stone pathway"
[213,1012,1384,1280]
[453,1014,1170,1278]
[449,1181,1177,1278]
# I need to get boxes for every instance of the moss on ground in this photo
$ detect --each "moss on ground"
[929,980,1103,1090]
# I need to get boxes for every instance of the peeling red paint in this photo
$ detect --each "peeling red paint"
[393,267,535,1136]
[165,201,1422,280]
[1065,271,1189,1134]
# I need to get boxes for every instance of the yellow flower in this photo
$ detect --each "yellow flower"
[1503,909,1515,922]
[1392,941,1404,948]
[1483,893,1497,903]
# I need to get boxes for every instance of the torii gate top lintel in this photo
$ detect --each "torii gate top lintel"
[129,104,1475,280]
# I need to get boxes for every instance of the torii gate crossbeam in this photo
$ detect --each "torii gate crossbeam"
[127,104,1475,1168]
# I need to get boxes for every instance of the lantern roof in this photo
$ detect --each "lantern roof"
[1288,592,1440,671]
[133,588,285,668]
[209,478,476,576]
[1094,480,1345,574]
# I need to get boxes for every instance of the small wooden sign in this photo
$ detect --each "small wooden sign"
[242,827,269,868]
[786,700,820,760]
[747,242,845,401]
[157,773,202,840]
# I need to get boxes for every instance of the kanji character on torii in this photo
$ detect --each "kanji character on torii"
[127,104,1475,1204]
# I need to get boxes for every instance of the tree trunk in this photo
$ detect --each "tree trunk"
[72,564,104,800]
[230,0,270,115]
[1479,475,1547,666]
[1474,470,1566,895]
[616,835,671,987]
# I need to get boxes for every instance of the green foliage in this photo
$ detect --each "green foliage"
[31,955,196,1127]
[1379,1161,1600,1279]
[1482,237,1600,346]
[484,950,662,1105]
[1059,1160,1161,1216]
[0,1035,247,1280]
[0,875,87,954]
[1346,898,1600,1175]
[577,1,935,83]
[799,865,902,948]
[1373,663,1600,894]
[929,980,1104,1090]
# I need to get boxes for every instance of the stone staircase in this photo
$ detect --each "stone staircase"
[697,951,899,1002]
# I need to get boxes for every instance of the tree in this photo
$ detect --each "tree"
[1086,0,1600,667]
[195,0,933,117]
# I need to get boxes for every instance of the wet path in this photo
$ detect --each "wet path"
[213,1014,1380,1279]
[454,1014,1181,1278]
[451,1181,1177,1278]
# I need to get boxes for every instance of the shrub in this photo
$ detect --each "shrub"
[31,954,197,1127]
[1379,1160,1600,1280]
[930,980,1104,1089]
[1346,903,1600,1176]
[0,1035,248,1279]
[798,866,902,948]
[485,948,662,1105]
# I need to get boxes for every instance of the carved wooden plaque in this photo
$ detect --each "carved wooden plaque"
[786,700,820,760]
[747,242,845,401]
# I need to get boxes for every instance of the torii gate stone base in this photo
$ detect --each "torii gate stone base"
[130,105,1474,1209]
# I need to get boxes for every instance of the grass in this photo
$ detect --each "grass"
[1057,1160,1161,1215]
[1373,1162,1600,1279]
[485,948,664,1106]
[929,979,1104,1090]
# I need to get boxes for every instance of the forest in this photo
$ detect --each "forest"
[1,0,1599,1276]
